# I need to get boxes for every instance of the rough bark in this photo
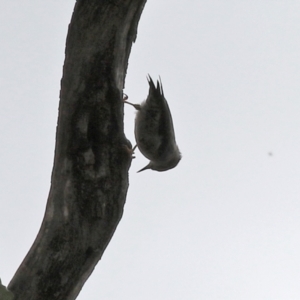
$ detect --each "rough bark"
[8,0,147,299]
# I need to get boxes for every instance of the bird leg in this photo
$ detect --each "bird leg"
[123,93,141,110]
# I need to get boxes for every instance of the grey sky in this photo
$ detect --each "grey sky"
[1,1,300,299]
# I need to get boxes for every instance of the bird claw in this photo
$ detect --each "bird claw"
[123,93,141,110]
[123,93,128,101]
[123,144,136,159]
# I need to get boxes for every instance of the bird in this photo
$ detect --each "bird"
[124,75,181,172]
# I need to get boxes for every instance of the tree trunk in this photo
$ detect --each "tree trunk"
[8,0,147,299]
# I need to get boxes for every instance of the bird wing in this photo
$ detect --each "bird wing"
[135,76,177,161]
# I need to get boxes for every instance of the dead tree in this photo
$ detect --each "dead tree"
[8,0,147,299]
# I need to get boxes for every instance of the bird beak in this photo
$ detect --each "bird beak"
[137,163,151,173]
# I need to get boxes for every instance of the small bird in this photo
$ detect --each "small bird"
[124,75,181,172]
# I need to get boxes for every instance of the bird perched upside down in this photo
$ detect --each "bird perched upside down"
[124,76,181,172]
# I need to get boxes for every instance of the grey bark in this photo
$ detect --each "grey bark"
[8,0,147,299]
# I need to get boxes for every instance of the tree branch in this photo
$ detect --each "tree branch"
[8,1,147,299]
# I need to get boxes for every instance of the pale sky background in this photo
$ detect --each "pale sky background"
[1,1,300,299]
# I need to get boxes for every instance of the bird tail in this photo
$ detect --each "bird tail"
[147,75,164,98]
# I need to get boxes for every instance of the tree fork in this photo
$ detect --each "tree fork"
[8,0,147,299]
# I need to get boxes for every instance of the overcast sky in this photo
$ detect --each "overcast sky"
[1,1,300,299]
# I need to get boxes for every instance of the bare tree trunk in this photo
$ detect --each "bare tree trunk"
[8,0,147,299]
